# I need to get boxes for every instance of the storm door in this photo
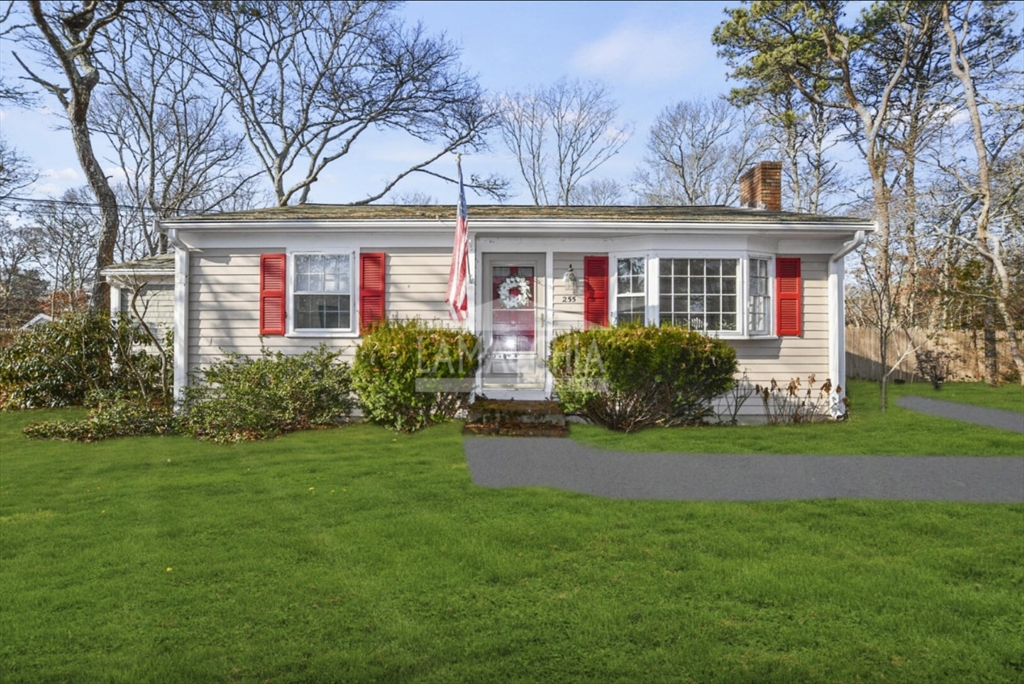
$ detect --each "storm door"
[481,254,546,392]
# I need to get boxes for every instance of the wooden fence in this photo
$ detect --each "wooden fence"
[846,326,1021,382]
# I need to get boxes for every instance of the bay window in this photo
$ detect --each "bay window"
[748,258,771,335]
[613,254,775,336]
[658,258,738,332]
[616,257,645,325]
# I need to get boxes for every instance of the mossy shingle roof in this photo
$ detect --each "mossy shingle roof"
[164,204,870,226]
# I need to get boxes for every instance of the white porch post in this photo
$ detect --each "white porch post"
[544,250,554,397]
[828,259,845,391]
[172,241,190,404]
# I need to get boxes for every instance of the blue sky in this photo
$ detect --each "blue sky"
[1,1,750,206]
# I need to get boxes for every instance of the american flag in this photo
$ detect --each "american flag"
[445,156,469,322]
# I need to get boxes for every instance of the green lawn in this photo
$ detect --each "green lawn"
[2,409,1022,683]
[571,380,1024,456]
[885,379,1024,413]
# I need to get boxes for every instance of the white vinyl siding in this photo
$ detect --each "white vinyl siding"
[728,255,830,409]
[186,248,458,375]
[119,281,174,335]
[551,253,587,335]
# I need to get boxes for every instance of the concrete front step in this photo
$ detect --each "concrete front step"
[463,399,569,437]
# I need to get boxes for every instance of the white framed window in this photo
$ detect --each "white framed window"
[658,258,739,333]
[615,256,645,325]
[608,253,776,337]
[748,257,771,335]
[292,253,354,331]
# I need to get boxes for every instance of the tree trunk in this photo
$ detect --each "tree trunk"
[982,277,999,386]
[940,2,1024,386]
[69,117,119,313]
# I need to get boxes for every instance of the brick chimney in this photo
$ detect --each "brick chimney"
[739,161,782,211]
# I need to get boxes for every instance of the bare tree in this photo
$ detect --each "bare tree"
[0,219,48,328]
[633,97,771,206]
[86,6,266,255]
[90,4,266,257]
[0,1,36,105]
[568,178,626,206]
[496,78,632,206]
[496,89,549,204]
[177,0,497,206]
[24,187,99,313]
[941,0,1024,385]
[390,191,438,205]
[0,135,38,204]
[11,0,128,311]
[0,135,42,326]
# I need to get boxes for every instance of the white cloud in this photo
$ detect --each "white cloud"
[40,167,83,182]
[571,22,714,87]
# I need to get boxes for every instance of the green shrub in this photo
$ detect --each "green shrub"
[352,319,478,432]
[549,325,737,432]
[179,345,353,443]
[0,312,168,410]
[24,391,178,442]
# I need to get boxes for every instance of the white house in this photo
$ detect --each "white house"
[161,162,872,420]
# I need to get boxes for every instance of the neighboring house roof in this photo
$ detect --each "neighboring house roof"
[101,252,176,277]
[20,313,52,329]
[163,204,871,227]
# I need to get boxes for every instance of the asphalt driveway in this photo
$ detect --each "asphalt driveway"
[464,398,1024,502]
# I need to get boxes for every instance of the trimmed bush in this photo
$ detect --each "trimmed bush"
[0,312,168,410]
[24,391,178,442]
[549,325,737,432]
[179,345,353,443]
[352,319,478,432]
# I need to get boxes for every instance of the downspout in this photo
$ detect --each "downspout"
[164,221,190,406]
[828,229,869,408]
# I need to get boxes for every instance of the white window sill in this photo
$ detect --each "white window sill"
[704,333,778,341]
[286,330,360,339]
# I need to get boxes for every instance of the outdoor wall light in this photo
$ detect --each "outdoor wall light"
[562,264,579,295]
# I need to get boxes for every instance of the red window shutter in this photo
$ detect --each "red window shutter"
[583,256,609,329]
[359,252,386,334]
[776,257,802,337]
[260,253,286,335]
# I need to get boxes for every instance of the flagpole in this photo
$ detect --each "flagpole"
[445,154,469,323]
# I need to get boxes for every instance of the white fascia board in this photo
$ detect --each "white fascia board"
[165,219,458,233]
[167,217,872,237]
[174,230,452,251]
[470,219,872,236]
[101,269,175,279]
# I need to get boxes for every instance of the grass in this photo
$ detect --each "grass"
[885,379,1024,414]
[2,408,1023,683]
[571,380,1024,456]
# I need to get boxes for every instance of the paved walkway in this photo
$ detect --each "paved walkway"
[896,395,1024,433]
[465,439,1023,502]
[464,399,1024,503]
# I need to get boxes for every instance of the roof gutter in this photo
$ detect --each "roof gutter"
[830,227,869,262]
[827,224,870,415]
